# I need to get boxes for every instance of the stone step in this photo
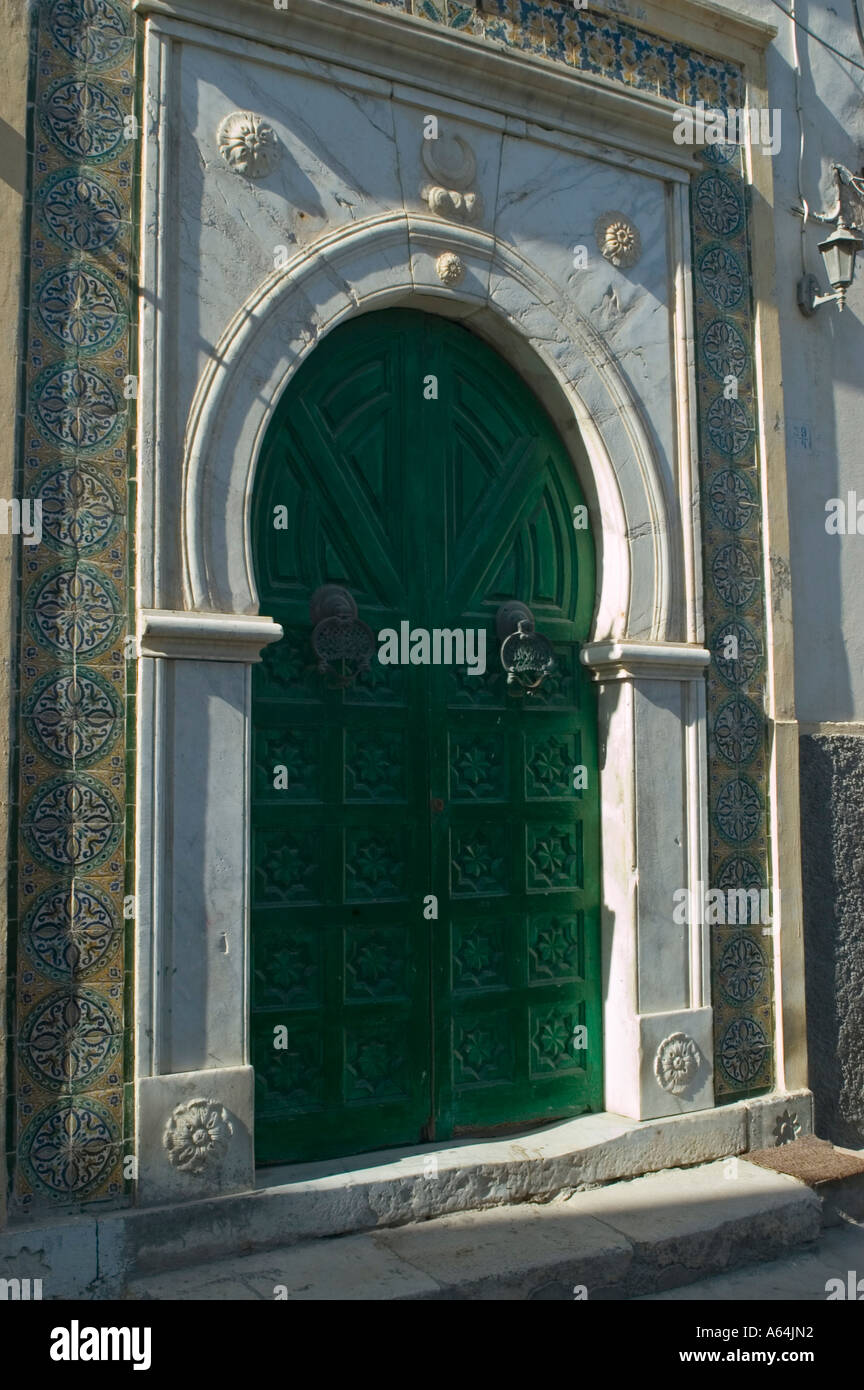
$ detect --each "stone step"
[638,1221,864,1301]
[126,1158,821,1301]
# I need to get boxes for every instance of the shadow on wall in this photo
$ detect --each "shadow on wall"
[0,116,25,196]
[800,734,864,1148]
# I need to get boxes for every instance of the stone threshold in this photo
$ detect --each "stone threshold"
[0,1091,812,1298]
[126,1159,822,1301]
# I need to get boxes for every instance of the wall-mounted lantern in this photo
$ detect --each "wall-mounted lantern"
[798,219,864,315]
[797,165,864,316]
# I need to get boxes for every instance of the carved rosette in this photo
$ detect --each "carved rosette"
[163,1097,234,1173]
[435,252,465,286]
[772,1108,801,1146]
[654,1032,701,1095]
[217,111,281,179]
[421,134,483,224]
[595,211,642,269]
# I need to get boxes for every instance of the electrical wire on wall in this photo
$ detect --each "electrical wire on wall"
[768,0,864,72]
[781,1,864,275]
[789,0,810,279]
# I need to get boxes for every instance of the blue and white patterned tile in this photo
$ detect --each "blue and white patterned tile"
[696,242,747,310]
[709,617,763,690]
[18,1094,122,1203]
[38,77,128,163]
[19,986,123,1093]
[713,776,763,847]
[712,695,762,766]
[718,1016,770,1088]
[35,263,127,355]
[705,393,754,459]
[37,168,124,253]
[46,0,134,71]
[710,541,760,611]
[23,667,123,767]
[22,772,124,872]
[706,468,758,534]
[31,362,124,453]
[701,318,750,383]
[694,170,745,239]
[718,934,767,1005]
[716,854,766,896]
[20,879,122,983]
[25,562,124,661]
[32,461,124,554]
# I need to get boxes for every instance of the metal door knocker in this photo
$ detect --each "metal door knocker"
[310,585,376,689]
[496,601,555,696]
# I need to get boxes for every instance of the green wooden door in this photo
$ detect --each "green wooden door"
[251,308,601,1165]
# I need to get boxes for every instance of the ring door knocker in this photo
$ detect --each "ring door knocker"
[309,584,376,689]
[496,601,556,696]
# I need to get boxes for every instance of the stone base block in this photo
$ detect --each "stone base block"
[0,1217,98,1299]
[638,1008,714,1119]
[136,1066,254,1207]
[746,1090,814,1150]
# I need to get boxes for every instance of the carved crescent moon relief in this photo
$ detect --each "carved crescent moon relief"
[420,133,484,224]
[422,133,477,187]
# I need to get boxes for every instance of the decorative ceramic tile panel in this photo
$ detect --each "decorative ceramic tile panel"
[10,0,137,1211]
[690,139,774,1098]
[366,0,744,107]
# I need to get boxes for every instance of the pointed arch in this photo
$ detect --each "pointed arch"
[181,212,684,644]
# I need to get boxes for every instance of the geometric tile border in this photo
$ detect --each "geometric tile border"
[691,138,774,1099]
[373,0,745,108]
[7,0,771,1214]
[9,0,137,1212]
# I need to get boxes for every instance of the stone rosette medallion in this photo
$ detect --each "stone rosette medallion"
[772,1108,802,1146]
[217,111,281,178]
[435,252,465,286]
[595,211,642,269]
[654,1032,702,1096]
[163,1098,235,1175]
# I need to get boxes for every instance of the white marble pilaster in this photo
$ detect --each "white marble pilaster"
[582,640,713,1119]
[135,611,281,1202]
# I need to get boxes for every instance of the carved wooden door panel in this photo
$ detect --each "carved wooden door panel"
[251,308,600,1164]
[425,321,602,1137]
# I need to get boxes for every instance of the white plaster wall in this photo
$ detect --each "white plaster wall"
[716,0,864,724]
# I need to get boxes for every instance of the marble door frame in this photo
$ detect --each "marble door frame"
[128,0,799,1205]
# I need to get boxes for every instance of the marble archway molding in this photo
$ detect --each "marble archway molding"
[180,211,682,645]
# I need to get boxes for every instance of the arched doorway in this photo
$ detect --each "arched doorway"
[250,307,601,1164]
